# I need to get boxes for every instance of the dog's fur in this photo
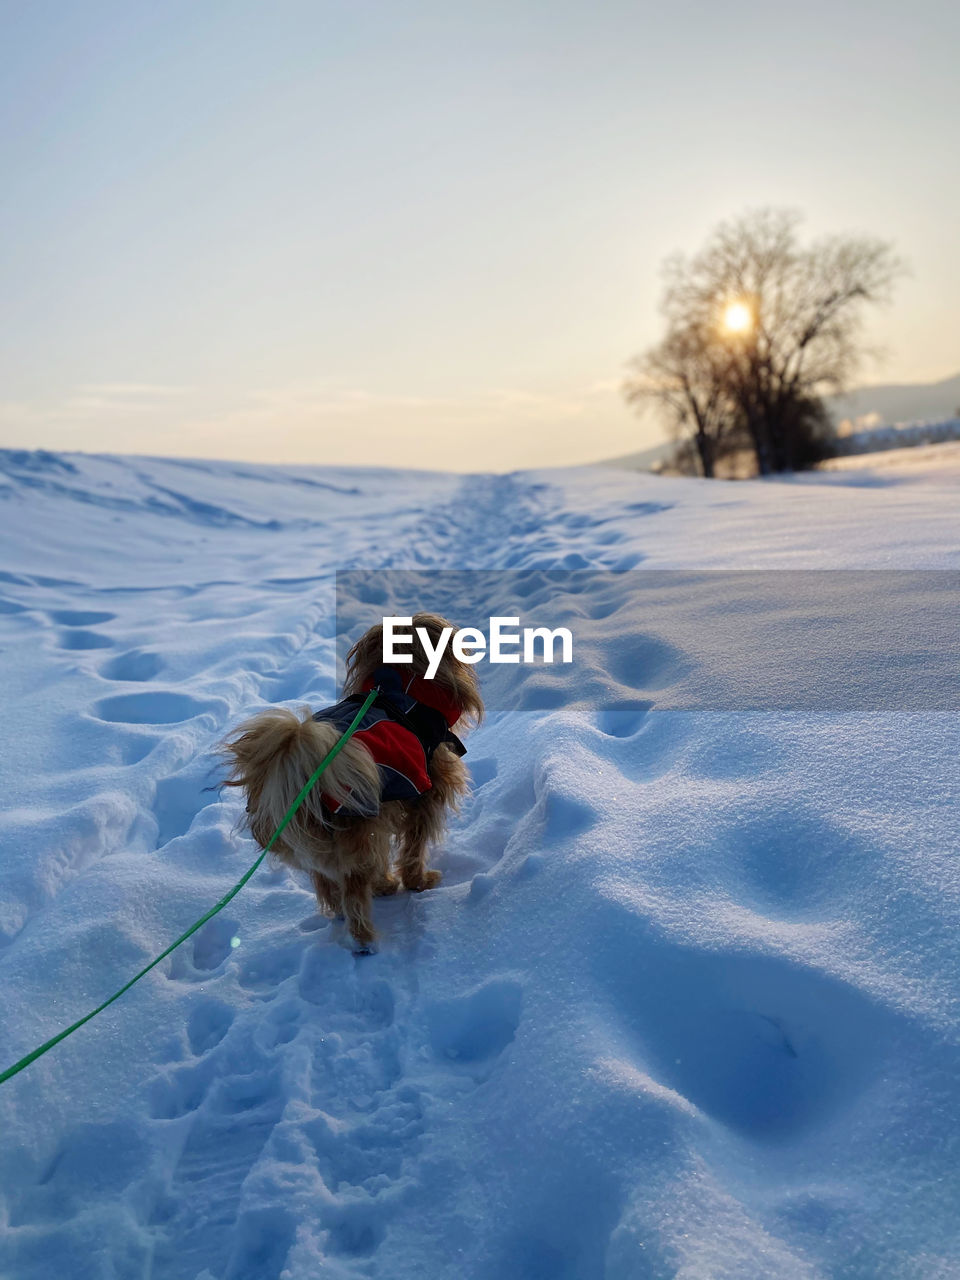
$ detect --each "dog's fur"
[220,613,483,949]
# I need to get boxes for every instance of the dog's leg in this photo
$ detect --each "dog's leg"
[342,872,376,950]
[396,800,443,893]
[396,746,467,892]
[311,870,342,916]
[372,870,401,897]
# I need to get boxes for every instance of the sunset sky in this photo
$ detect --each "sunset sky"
[1,0,957,470]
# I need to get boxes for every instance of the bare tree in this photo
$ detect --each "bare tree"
[625,209,903,475]
[624,322,730,478]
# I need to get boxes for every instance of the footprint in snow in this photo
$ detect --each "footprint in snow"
[593,922,896,1141]
[99,648,164,682]
[595,702,652,738]
[236,939,303,994]
[7,1119,148,1230]
[148,1050,286,1278]
[93,689,223,725]
[605,632,689,692]
[623,500,672,515]
[468,755,498,788]
[165,915,241,981]
[186,998,235,1055]
[260,998,301,1048]
[541,791,597,843]
[426,976,522,1078]
[299,946,396,1031]
[56,628,114,650]
[48,609,115,626]
[152,762,223,845]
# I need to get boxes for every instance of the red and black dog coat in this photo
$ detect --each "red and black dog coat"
[313,665,466,817]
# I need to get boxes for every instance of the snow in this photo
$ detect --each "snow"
[817,438,960,484]
[0,446,958,1280]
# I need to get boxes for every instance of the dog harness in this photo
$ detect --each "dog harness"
[313,665,466,814]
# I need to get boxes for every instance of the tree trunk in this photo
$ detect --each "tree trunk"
[767,406,790,472]
[694,430,715,478]
[743,412,771,476]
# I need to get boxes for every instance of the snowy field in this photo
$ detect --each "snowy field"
[1,446,959,1280]
[818,438,960,482]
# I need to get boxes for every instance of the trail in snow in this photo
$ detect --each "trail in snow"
[1,449,959,1280]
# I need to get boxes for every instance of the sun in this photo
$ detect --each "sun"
[722,300,753,334]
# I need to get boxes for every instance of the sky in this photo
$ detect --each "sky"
[1,0,958,471]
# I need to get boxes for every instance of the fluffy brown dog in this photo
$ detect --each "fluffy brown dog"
[221,613,483,951]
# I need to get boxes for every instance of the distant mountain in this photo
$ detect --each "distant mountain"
[829,372,960,428]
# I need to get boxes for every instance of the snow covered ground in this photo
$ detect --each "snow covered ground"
[818,438,960,483]
[0,447,958,1280]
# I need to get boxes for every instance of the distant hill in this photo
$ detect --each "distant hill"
[829,372,960,429]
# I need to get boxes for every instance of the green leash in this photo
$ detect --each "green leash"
[0,688,378,1087]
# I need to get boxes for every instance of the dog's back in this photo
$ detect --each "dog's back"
[221,706,381,861]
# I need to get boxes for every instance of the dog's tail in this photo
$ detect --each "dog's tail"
[220,706,381,850]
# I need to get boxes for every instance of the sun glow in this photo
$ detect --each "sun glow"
[722,300,753,334]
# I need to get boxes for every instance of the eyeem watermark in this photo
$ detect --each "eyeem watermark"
[338,570,960,712]
[383,616,574,680]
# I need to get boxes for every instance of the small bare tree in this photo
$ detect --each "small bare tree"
[625,209,903,476]
[624,322,730,478]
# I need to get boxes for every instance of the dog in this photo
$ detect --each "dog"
[221,613,483,951]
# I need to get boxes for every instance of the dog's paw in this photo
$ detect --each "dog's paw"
[373,874,401,897]
[351,939,379,956]
[406,869,442,893]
